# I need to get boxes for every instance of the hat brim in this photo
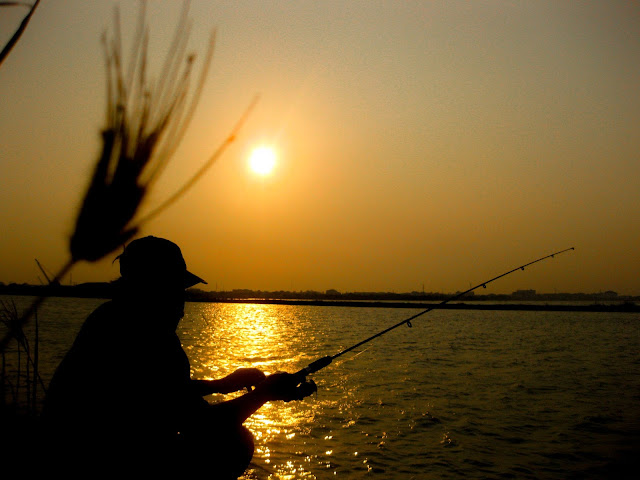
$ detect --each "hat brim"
[185,270,207,288]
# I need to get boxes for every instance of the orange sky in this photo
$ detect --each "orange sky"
[1,1,638,295]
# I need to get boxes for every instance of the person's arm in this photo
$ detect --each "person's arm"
[207,372,312,425]
[190,368,266,396]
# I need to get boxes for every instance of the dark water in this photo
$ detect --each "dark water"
[3,296,639,478]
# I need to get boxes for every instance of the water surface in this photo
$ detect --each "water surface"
[3,296,638,479]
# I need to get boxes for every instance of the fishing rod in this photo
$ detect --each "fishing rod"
[295,247,575,380]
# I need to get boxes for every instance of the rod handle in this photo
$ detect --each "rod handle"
[295,355,333,379]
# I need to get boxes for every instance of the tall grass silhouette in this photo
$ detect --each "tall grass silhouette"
[1,299,45,416]
[0,0,41,67]
[0,1,256,360]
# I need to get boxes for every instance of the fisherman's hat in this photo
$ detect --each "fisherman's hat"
[118,236,206,288]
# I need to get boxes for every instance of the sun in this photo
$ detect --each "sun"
[249,146,276,176]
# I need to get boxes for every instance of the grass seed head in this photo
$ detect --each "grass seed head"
[70,2,214,263]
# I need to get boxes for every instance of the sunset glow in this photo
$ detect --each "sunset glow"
[1,1,639,295]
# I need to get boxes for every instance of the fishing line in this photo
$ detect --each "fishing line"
[332,346,372,368]
[295,247,575,379]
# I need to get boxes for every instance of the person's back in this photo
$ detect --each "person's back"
[42,301,208,467]
[41,236,313,477]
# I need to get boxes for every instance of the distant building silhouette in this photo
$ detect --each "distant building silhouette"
[512,289,536,298]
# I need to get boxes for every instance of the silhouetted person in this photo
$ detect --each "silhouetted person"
[42,236,312,477]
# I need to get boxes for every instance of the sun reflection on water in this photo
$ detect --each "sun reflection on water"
[176,302,404,479]
[179,303,321,478]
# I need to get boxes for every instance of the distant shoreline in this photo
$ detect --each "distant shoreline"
[208,298,640,312]
[1,284,638,313]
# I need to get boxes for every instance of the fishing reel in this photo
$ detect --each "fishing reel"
[284,377,317,402]
[255,370,319,402]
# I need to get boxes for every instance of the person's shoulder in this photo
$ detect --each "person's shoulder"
[80,300,120,332]
[88,300,117,319]
[63,301,118,352]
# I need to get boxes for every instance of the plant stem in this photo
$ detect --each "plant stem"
[0,258,75,352]
[0,0,41,67]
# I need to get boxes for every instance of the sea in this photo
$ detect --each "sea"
[2,295,639,479]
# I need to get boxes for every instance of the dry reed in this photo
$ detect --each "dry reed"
[0,0,256,356]
[0,1,41,67]
[0,299,43,416]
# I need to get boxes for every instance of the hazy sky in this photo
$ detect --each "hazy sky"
[1,1,638,295]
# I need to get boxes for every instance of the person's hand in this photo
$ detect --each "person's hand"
[217,368,266,393]
[255,372,317,402]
